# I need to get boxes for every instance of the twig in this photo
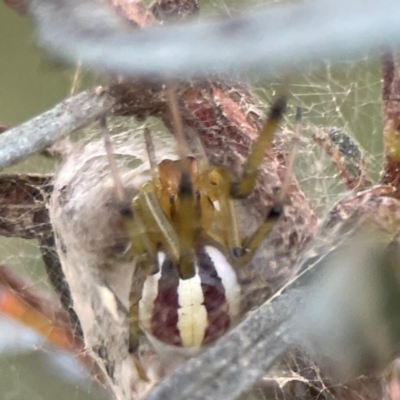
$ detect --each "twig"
[27,0,400,78]
[0,263,81,352]
[0,88,115,171]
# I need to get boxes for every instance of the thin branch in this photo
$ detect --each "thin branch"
[0,88,115,171]
[0,263,81,352]
[28,0,400,79]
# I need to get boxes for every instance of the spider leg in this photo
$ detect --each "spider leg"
[128,179,199,279]
[236,106,302,265]
[128,275,149,381]
[211,96,287,263]
[203,167,281,263]
[144,127,159,182]
[185,126,209,172]
[101,117,126,202]
[135,183,180,262]
[236,203,283,266]
[230,96,287,198]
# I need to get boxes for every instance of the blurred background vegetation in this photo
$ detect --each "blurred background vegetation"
[0,3,72,129]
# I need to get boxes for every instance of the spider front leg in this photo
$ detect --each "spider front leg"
[236,203,284,266]
[130,183,181,265]
[128,279,149,381]
[230,95,287,264]
[230,95,287,198]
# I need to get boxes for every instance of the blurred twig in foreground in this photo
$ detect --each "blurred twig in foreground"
[27,0,400,78]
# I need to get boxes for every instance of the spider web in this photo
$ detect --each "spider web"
[0,0,387,399]
[282,59,383,216]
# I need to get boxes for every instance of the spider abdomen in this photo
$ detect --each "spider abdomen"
[139,246,241,347]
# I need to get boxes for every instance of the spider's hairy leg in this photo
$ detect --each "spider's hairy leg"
[123,200,156,271]
[237,203,283,266]
[197,93,287,258]
[124,206,154,362]
[135,183,180,263]
[129,284,149,382]
[101,116,126,202]
[236,106,301,265]
[227,96,289,263]
[185,126,209,173]
[144,127,159,182]
[167,85,190,161]
[230,95,287,198]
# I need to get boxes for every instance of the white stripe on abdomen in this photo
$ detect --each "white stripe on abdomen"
[139,248,239,348]
[205,246,241,320]
[177,268,208,347]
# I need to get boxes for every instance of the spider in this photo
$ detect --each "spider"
[106,92,288,356]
